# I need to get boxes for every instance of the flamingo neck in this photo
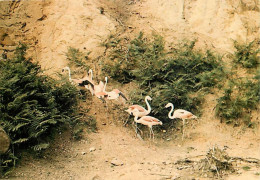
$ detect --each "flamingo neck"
[168,104,175,119]
[103,77,107,92]
[89,69,93,81]
[66,67,72,81]
[145,97,151,113]
[134,116,140,123]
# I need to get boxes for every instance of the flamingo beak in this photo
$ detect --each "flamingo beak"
[125,109,131,115]
[119,92,128,101]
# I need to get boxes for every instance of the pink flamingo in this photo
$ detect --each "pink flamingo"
[107,89,128,101]
[133,110,163,141]
[84,69,94,95]
[165,103,197,140]
[99,77,127,101]
[125,96,152,116]
[125,96,152,135]
[62,66,91,86]
[84,77,108,103]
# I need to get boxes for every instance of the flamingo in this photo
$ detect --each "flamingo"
[99,77,127,101]
[95,77,108,100]
[107,89,128,101]
[84,69,94,95]
[133,111,163,141]
[125,96,152,135]
[84,77,108,103]
[165,103,197,140]
[62,66,90,87]
[125,96,152,117]
[98,76,127,101]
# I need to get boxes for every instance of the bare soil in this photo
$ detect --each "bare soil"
[0,0,259,179]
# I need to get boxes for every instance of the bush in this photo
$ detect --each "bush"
[66,47,91,70]
[233,40,259,68]
[216,70,260,126]
[0,44,81,175]
[216,40,260,126]
[102,33,225,125]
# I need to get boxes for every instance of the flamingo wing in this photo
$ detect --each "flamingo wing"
[95,91,108,97]
[112,89,121,94]
[129,105,146,112]
[142,116,162,123]
[175,109,196,119]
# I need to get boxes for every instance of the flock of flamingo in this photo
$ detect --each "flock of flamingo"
[62,66,198,141]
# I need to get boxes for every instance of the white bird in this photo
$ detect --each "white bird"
[84,77,108,103]
[133,111,163,141]
[125,96,152,135]
[105,84,127,101]
[107,89,128,101]
[165,103,197,140]
[84,69,94,95]
[62,66,89,87]
[125,96,152,117]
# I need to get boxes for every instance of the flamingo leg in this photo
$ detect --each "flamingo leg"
[150,127,155,142]
[123,115,130,126]
[105,101,109,123]
[149,127,152,141]
[182,119,185,141]
[137,124,143,135]
[135,122,138,135]
[131,121,143,138]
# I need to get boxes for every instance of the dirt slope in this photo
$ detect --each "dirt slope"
[1,0,259,179]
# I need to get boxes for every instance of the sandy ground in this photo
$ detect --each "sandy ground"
[0,0,259,179]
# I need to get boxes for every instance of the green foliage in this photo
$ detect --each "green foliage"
[242,166,251,171]
[233,40,259,68]
[102,33,137,83]
[215,40,260,126]
[216,72,260,126]
[102,33,225,124]
[66,47,91,69]
[0,44,81,175]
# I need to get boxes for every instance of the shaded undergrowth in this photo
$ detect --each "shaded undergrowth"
[0,44,87,176]
[102,32,225,127]
[102,32,259,128]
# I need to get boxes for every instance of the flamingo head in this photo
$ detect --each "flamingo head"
[146,96,152,101]
[107,91,118,100]
[125,109,132,115]
[62,66,70,72]
[165,103,173,108]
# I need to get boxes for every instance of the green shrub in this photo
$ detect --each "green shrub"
[102,33,225,125]
[216,72,260,126]
[0,44,81,175]
[233,40,259,68]
[66,47,91,70]
[215,40,260,126]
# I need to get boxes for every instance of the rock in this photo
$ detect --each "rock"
[241,0,257,10]
[111,158,124,166]
[1,35,15,46]
[92,175,102,180]
[171,173,180,180]
[89,147,96,152]
[162,161,171,165]
[0,29,7,41]
[0,127,10,154]
[81,152,86,155]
